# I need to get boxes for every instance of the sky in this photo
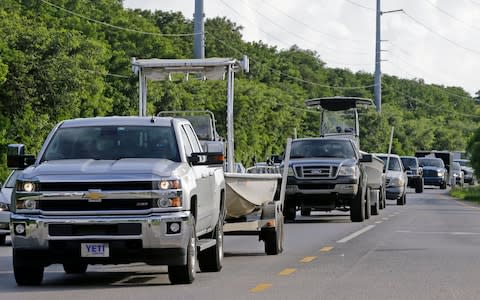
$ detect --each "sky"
[123,0,480,96]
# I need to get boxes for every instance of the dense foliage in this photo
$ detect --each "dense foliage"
[0,0,478,180]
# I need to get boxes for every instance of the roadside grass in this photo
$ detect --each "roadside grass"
[450,186,480,204]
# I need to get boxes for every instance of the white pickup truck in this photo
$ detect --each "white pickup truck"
[7,116,226,285]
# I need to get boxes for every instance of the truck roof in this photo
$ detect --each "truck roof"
[60,116,179,128]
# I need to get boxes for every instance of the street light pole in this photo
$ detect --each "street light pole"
[374,0,403,113]
[374,0,381,112]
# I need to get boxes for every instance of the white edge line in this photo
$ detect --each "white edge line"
[336,225,376,243]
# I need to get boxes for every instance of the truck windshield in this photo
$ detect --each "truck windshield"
[42,126,180,162]
[290,139,355,159]
[400,157,417,169]
[418,158,445,168]
[378,156,402,172]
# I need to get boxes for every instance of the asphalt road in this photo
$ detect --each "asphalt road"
[1,187,480,299]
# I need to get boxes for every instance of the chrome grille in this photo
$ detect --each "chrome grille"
[296,165,337,179]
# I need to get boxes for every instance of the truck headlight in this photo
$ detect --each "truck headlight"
[16,199,38,210]
[0,202,9,212]
[389,177,404,186]
[156,196,182,208]
[437,171,445,177]
[338,165,357,177]
[16,181,38,192]
[156,180,181,190]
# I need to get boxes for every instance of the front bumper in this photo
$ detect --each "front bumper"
[423,177,445,186]
[386,186,404,200]
[285,176,359,196]
[10,212,193,266]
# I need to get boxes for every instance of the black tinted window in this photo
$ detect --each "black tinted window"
[291,139,355,159]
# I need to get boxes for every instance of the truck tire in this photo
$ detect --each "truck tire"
[284,200,296,221]
[13,251,44,286]
[350,188,365,222]
[300,207,311,216]
[63,263,88,274]
[415,178,424,193]
[168,222,197,284]
[0,235,6,246]
[198,219,224,272]
[263,216,283,255]
[397,193,406,205]
[440,181,447,189]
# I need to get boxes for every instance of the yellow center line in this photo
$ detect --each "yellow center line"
[320,246,334,252]
[250,283,272,292]
[300,256,317,263]
[278,268,297,276]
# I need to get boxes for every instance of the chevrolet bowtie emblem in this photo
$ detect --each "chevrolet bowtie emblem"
[84,189,104,202]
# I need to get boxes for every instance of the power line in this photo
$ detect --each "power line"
[229,0,371,56]
[261,0,370,44]
[382,83,480,118]
[206,32,377,90]
[402,10,480,55]
[344,0,375,11]
[39,0,199,37]
[422,0,480,32]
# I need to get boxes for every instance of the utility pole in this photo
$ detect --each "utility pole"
[374,1,403,113]
[194,0,205,59]
[374,0,381,112]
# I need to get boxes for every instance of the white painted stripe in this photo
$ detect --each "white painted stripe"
[375,221,382,224]
[336,225,376,243]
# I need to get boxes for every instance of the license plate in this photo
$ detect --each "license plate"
[81,243,109,257]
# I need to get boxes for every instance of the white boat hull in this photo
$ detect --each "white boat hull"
[224,173,281,218]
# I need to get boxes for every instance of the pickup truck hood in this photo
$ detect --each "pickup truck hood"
[289,157,356,166]
[20,159,184,181]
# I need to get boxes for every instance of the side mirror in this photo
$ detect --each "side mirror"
[188,152,224,166]
[7,144,36,169]
[359,154,372,163]
[201,141,224,153]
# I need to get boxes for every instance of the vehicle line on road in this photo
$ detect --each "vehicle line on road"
[319,246,334,252]
[300,256,317,263]
[336,224,376,243]
[278,268,297,276]
[250,283,272,292]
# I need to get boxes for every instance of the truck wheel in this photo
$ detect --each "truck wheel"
[397,193,406,205]
[440,181,447,190]
[350,188,365,222]
[13,251,44,286]
[364,188,371,219]
[0,235,6,246]
[284,201,296,221]
[415,178,424,193]
[198,219,224,272]
[168,223,197,284]
[300,207,311,216]
[263,216,283,255]
[63,263,88,274]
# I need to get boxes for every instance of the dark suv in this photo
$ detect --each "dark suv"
[400,156,424,193]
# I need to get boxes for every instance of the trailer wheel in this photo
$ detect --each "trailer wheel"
[168,221,197,284]
[263,217,283,255]
[364,187,371,219]
[198,219,224,272]
[415,178,424,193]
